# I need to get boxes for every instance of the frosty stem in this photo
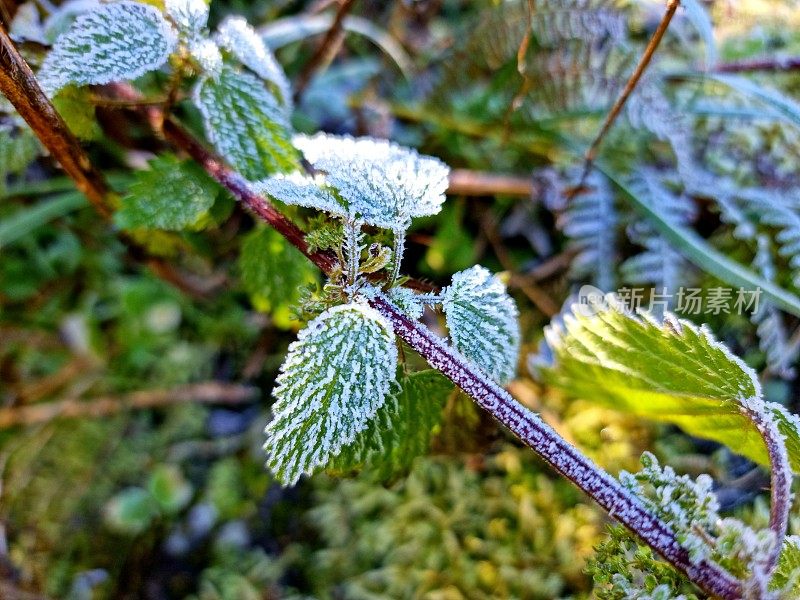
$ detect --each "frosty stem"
[390,229,406,287]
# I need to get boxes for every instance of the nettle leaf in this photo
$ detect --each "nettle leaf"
[442,265,520,384]
[771,536,800,594]
[52,85,100,141]
[216,16,292,111]
[165,0,208,34]
[251,172,344,215]
[289,133,450,231]
[38,1,177,96]
[238,226,318,327]
[114,154,220,231]
[329,370,453,476]
[534,300,800,473]
[264,302,398,485]
[194,65,298,180]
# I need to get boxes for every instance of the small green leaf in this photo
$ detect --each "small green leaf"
[0,125,41,187]
[194,65,298,180]
[52,85,101,141]
[535,301,800,473]
[330,370,453,476]
[103,487,159,535]
[238,226,318,327]
[770,536,800,594]
[443,265,520,384]
[147,464,193,515]
[38,1,177,96]
[264,302,398,486]
[114,154,220,231]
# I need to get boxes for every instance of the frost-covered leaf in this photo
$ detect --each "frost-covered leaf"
[251,172,344,215]
[293,133,450,231]
[114,154,220,231]
[238,226,318,326]
[38,1,177,96]
[543,168,617,291]
[165,0,208,33]
[188,38,223,74]
[770,536,800,594]
[442,266,520,384]
[216,16,292,110]
[194,65,298,180]
[264,302,398,485]
[388,286,425,320]
[9,2,48,44]
[681,0,717,68]
[329,370,452,476]
[534,300,800,473]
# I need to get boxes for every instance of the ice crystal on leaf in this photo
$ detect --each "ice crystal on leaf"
[442,266,520,384]
[194,65,298,180]
[264,302,398,486]
[38,1,177,96]
[216,17,292,111]
[291,133,450,232]
[534,298,800,473]
[164,0,208,34]
[251,172,344,215]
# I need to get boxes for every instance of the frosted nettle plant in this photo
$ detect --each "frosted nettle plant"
[10,0,800,597]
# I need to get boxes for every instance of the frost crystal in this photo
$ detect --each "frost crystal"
[264,302,398,485]
[292,133,450,232]
[38,1,177,96]
[388,287,425,320]
[216,17,292,111]
[164,0,208,33]
[251,172,344,215]
[188,38,222,74]
[442,266,520,384]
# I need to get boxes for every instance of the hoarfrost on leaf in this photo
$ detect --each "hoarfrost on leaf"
[188,38,222,74]
[216,16,293,111]
[38,1,178,96]
[251,172,345,216]
[442,265,520,384]
[164,0,208,34]
[264,302,398,486]
[194,65,298,180]
[293,133,450,232]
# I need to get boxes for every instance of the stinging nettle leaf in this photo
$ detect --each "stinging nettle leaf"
[251,172,344,215]
[194,65,299,181]
[164,0,208,34]
[264,302,398,485]
[442,265,520,384]
[38,1,177,96]
[329,370,453,477]
[291,133,450,231]
[770,536,800,594]
[216,16,292,111]
[114,154,220,231]
[533,300,800,474]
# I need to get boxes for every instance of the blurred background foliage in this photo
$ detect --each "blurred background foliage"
[3,0,800,597]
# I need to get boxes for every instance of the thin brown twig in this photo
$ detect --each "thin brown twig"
[0,382,258,428]
[293,0,358,101]
[448,169,535,198]
[574,0,680,192]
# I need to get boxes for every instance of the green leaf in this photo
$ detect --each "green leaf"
[535,301,800,473]
[147,464,193,515]
[442,265,520,384]
[194,65,298,180]
[0,192,85,248]
[238,226,318,327]
[114,154,221,231]
[38,1,177,96]
[708,74,800,129]
[264,302,398,486]
[329,370,453,476]
[52,85,100,141]
[0,125,41,187]
[771,536,800,594]
[103,487,159,535]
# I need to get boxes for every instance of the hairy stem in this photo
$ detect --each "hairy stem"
[390,229,405,287]
[344,219,362,287]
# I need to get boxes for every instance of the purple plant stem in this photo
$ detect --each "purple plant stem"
[369,294,742,599]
